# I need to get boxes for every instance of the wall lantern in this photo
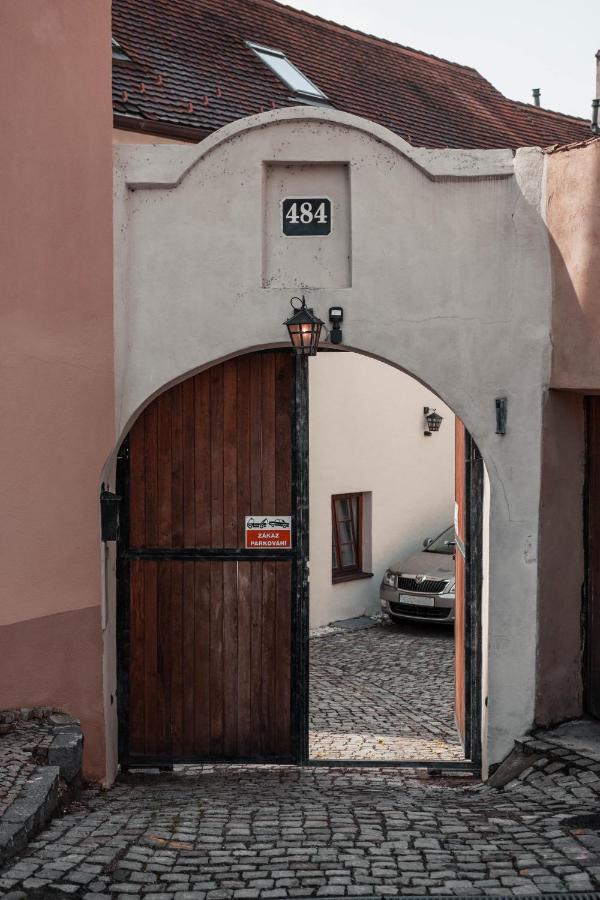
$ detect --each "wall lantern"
[284,295,324,356]
[424,406,443,436]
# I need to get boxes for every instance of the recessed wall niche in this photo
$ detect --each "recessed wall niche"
[262,162,351,289]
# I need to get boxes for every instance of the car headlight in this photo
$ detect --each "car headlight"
[383,570,396,587]
[442,580,456,596]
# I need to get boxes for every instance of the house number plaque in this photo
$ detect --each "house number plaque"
[282,198,331,236]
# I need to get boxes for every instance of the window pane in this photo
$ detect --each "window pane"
[339,519,353,544]
[332,494,363,574]
[425,525,456,554]
[341,542,357,567]
[351,497,358,533]
[335,498,350,521]
[253,48,326,97]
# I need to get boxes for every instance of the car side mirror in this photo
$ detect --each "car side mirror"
[423,537,433,548]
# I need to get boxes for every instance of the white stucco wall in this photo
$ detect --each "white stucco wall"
[309,352,454,627]
[112,106,552,771]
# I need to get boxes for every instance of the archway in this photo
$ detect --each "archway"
[113,345,486,770]
[109,104,551,780]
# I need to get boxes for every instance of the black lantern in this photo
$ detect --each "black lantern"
[424,406,443,436]
[284,296,324,356]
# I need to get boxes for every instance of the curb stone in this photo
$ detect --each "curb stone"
[48,729,83,783]
[0,766,60,865]
[0,715,84,867]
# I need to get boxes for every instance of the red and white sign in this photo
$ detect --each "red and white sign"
[245,516,292,549]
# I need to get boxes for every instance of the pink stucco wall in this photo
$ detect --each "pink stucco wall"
[548,139,600,390]
[0,1,114,779]
[536,389,585,725]
[536,139,600,726]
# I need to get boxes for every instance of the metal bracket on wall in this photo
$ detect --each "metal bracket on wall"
[100,484,120,542]
[495,397,507,435]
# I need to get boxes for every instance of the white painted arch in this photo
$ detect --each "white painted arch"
[112,106,552,774]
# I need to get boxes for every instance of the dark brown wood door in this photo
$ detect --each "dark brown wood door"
[454,418,467,745]
[585,397,600,719]
[119,351,298,764]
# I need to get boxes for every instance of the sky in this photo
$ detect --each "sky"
[284,0,599,120]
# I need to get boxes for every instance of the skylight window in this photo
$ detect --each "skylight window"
[247,42,327,101]
[112,37,131,61]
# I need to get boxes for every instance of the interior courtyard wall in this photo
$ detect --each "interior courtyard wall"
[113,107,552,771]
[309,352,455,628]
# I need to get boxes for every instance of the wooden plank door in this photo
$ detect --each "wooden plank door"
[585,397,600,719]
[118,351,299,765]
[454,418,467,745]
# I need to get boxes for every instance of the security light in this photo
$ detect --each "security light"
[328,307,343,345]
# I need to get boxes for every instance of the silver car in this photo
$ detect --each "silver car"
[380,526,456,624]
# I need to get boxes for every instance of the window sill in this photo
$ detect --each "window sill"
[332,571,374,585]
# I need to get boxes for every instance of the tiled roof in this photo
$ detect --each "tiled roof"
[112,0,591,149]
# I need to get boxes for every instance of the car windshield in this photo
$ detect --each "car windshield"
[425,525,455,554]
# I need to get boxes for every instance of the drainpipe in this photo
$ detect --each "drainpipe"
[593,51,600,135]
[532,88,541,107]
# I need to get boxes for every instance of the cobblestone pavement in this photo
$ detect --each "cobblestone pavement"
[0,714,55,817]
[310,621,463,761]
[2,748,600,899]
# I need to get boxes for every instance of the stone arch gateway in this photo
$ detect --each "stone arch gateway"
[108,106,553,779]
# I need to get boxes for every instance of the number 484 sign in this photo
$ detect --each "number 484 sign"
[282,197,331,236]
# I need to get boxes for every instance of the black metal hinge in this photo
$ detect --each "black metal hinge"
[100,484,120,542]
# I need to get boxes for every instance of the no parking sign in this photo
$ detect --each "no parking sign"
[245,516,292,549]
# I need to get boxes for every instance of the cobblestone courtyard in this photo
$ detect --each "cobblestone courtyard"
[309,621,463,761]
[2,748,600,899]
[2,626,600,899]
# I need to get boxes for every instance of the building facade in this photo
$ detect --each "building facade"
[1,0,599,782]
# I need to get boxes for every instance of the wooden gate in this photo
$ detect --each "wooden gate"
[454,419,467,744]
[585,397,600,720]
[454,418,483,762]
[117,351,306,766]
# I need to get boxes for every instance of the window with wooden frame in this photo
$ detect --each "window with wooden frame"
[331,492,372,583]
